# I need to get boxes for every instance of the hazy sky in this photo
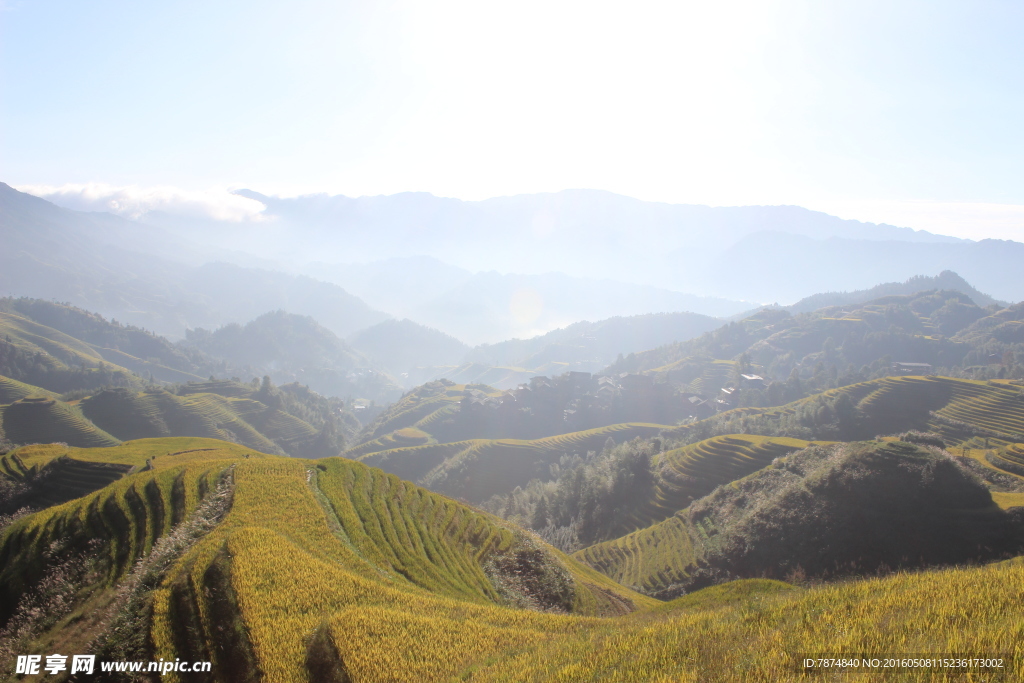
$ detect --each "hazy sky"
[3,0,1024,240]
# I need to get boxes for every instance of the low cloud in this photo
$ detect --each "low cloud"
[18,183,267,223]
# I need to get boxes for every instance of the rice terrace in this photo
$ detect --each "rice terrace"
[6,2,1024,679]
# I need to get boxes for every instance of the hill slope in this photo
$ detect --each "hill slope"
[183,310,403,403]
[0,438,650,682]
[789,270,1004,312]
[2,436,1024,680]
[0,376,351,457]
[579,440,1024,594]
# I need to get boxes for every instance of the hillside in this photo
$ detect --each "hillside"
[3,439,1024,680]
[345,375,1024,527]
[0,298,213,381]
[662,375,1024,446]
[358,374,693,451]
[604,288,1023,419]
[1,397,120,448]
[183,310,403,404]
[354,423,670,503]
[0,438,650,682]
[788,270,1004,312]
[0,309,146,394]
[0,376,354,458]
[579,440,1024,595]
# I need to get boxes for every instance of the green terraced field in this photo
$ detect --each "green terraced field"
[354,423,670,503]
[78,388,327,456]
[0,311,107,369]
[575,513,696,593]
[345,427,434,459]
[659,376,1024,446]
[1,397,120,447]
[634,435,819,533]
[360,382,479,442]
[563,434,819,564]
[0,376,59,404]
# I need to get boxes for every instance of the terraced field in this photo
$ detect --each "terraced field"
[4,436,1024,681]
[575,514,696,593]
[78,388,325,456]
[360,382,487,442]
[574,435,820,589]
[0,437,649,682]
[0,376,59,404]
[345,427,433,458]
[634,435,818,531]
[355,422,669,502]
[1,397,120,447]
[0,311,109,370]
[658,376,1024,446]
[453,561,1024,682]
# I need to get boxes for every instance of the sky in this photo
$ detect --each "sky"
[3,0,1024,240]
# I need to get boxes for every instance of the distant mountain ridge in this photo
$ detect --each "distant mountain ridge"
[788,270,1003,312]
[0,183,389,340]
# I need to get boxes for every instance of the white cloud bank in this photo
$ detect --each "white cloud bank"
[17,183,267,223]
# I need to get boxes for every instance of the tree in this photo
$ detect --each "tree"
[531,496,549,530]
